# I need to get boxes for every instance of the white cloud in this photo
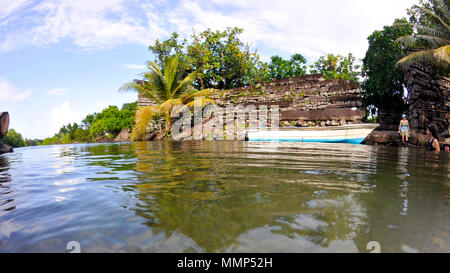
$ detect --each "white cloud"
[123,64,147,69]
[0,78,32,102]
[0,0,32,20]
[51,101,77,134]
[0,0,166,52]
[46,88,66,96]
[166,0,418,60]
[0,0,417,60]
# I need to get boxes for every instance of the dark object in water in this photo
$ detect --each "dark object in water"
[0,142,13,154]
[0,112,10,138]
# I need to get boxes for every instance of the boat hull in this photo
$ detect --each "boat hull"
[246,124,379,144]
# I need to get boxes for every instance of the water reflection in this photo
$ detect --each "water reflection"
[126,141,374,252]
[0,142,448,252]
[0,156,14,215]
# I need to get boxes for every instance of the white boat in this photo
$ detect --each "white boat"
[245,123,379,144]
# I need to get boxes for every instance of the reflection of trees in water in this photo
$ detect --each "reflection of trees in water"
[128,141,375,252]
[354,146,450,252]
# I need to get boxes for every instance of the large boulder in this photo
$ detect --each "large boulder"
[0,142,13,154]
[363,130,400,145]
[114,128,131,142]
[0,112,10,138]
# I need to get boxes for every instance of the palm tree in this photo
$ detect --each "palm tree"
[120,54,215,140]
[395,0,450,71]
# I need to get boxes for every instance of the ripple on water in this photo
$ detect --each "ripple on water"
[0,142,449,252]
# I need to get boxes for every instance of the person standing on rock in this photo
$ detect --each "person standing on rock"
[426,125,440,153]
[398,114,410,143]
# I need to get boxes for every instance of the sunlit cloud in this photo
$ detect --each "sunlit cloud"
[123,64,147,69]
[0,0,417,60]
[0,77,32,102]
[46,88,66,96]
[51,100,77,134]
[0,0,166,52]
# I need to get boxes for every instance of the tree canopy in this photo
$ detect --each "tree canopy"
[263,54,308,81]
[0,129,26,148]
[310,53,360,82]
[149,27,266,90]
[396,0,450,72]
[42,102,137,145]
[361,19,413,112]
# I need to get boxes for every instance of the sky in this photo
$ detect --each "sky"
[0,0,418,139]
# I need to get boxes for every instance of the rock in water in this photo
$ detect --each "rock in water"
[0,112,10,138]
[0,142,13,154]
[114,128,131,142]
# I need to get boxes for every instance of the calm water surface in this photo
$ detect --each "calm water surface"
[0,141,449,253]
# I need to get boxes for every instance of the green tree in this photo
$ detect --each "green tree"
[82,113,97,130]
[149,27,266,90]
[119,102,137,129]
[150,32,188,69]
[25,138,42,146]
[361,19,413,124]
[120,54,215,140]
[73,128,89,143]
[1,129,26,148]
[396,0,450,71]
[310,53,360,82]
[264,54,308,81]
[89,106,123,137]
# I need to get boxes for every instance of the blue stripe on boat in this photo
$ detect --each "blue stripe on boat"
[248,137,366,145]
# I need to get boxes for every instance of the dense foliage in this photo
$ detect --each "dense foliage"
[263,54,308,81]
[149,27,266,90]
[397,0,450,72]
[120,54,215,140]
[309,53,360,82]
[0,129,27,148]
[42,102,137,145]
[361,19,413,123]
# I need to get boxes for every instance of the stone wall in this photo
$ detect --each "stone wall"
[405,64,450,137]
[137,74,366,127]
[137,94,156,107]
[211,74,365,127]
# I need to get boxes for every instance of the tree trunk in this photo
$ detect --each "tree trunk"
[0,112,10,138]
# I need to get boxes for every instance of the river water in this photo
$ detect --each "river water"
[0,141,449,253]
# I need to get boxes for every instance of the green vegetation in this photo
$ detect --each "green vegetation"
[120,54,215,140]
[149,27,361,90]
[396,0,449,72]
[361,19,413,122]
[0,129,27,148]
[309,53,360,82]
[41,102,137,145]
[149,27,266,90]
[263,54,308,81]
[361,0,449,124]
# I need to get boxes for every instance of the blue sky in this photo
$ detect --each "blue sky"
[1,0,417,139]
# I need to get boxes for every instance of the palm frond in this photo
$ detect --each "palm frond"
[186,98,215,109]
[416,5,450,31]
[413,34,450,47]
[172,70,198,98]
[415,23,449,37]
[180,89,218,104]
[433,44,450,64]
[131,106,161,141]
[160,99,183,116]
[163,54,181,94]
[118,83,161,104]
[397,45,450,70]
